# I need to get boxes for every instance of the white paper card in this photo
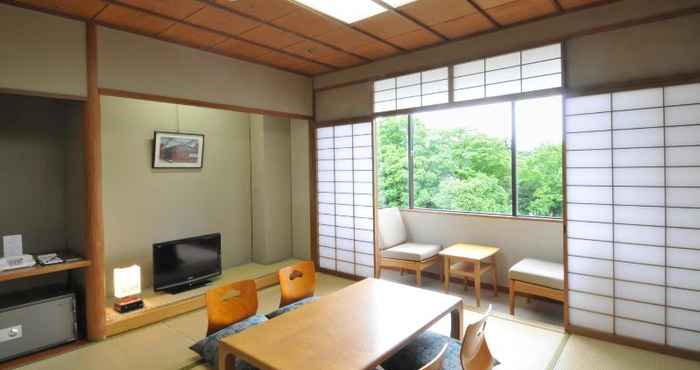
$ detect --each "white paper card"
[2,235,22,257]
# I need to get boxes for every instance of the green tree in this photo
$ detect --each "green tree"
[517,145,563,217]
[377,116,408,208]
[376,115,561,217]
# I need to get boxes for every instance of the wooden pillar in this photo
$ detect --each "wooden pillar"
[84,22,106,341]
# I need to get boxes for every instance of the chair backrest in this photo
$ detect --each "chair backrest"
[460,305,495,370]
[378,207,408,249]
[420,342,449,370]
[278,261,316,307]
[205,280,258,335]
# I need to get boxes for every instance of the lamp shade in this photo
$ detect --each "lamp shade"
[114,265,141,298]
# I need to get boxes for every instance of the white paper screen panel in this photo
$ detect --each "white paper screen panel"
[565,83,700,351]
[316,123,375,278]
[453,43,561,102]
[374,68,448,113]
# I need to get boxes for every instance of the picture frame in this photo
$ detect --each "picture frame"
[152,131,205,169]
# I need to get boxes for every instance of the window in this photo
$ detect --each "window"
[374,68,449,113]
[453,43,562,102]
[516,95,563,217]
[377,115,409,209]
[374,43,562,114]
[377,95,563,218]
[412,103,512,214]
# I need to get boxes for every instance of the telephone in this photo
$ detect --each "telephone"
[0,255,36,271]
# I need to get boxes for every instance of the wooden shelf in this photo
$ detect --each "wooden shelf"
[104,259,299,337]
[0,260,92,283]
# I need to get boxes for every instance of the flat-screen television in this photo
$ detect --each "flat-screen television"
[153,233,222,294]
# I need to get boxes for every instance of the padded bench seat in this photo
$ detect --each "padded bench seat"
[508,258,564,316]
[509,258,564,290]
[382,243,442,262]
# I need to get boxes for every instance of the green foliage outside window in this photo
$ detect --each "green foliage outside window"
[377,106,562,218]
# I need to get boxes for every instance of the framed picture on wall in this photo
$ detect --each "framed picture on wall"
[152,131,205,169]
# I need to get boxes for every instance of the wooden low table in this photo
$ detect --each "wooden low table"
[218,278,463,370]
[440,243,500,307]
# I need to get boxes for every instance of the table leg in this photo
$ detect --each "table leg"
[450,301,463,340]
[219,346,236,370]
[474,261,481,307]
[491,255,499,297]
[443,255,450,293]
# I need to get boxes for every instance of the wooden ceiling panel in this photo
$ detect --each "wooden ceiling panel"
[350,42,402,60]
[271,10,342,38]
[287,61,333,75]
[399,0,478,25]
[387,28,442,49]
[9,0,616,75]
[558,0,608,10]
[314,51,366,68]
[355,11,421,40]
[119,0,204,20]
[159,23,227,49]
[431,13,495,38]
[316,28,378,49]
[239,25,305,49]
[185,5,260,36]
[213,0,298,22]
[16,0,107,19]
[477,0,558,25]
[96,4,174,35]
[284,40,336,60]
[254,50,312,69]
[475,0,516,7]
[211,38,275,59]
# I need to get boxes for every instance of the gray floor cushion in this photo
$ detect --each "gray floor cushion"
[190,314,267,369]
[266,296,320,319]
[381,331,499,370]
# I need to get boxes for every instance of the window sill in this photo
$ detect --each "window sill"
[398,208,563,224]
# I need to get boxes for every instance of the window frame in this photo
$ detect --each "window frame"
[375,90,564,221]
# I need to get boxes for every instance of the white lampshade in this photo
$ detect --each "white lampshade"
[114,265,141,298]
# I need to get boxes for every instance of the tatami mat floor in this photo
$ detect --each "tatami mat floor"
[16,272,700,370]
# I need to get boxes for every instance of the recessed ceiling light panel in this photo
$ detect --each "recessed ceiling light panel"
[291,0,387,23]
[383,0,418,7]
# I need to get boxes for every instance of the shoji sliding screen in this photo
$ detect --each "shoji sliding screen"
[565,82,700,353]
[316,122,375,278]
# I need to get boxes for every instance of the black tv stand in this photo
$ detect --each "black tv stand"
[162,280,210,294]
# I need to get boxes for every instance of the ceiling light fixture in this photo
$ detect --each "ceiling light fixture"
[291,0,417,24]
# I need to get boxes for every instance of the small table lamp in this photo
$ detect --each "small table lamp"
[113,265,144,313]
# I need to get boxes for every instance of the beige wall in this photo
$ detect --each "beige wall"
[101,95,252,295]
[98,27,313,117]
[0,94,84,255]
[290,119,311,260]
[400,210,563,287]
[566,12,700,91]
[0,4,87,97]
[251,115,294,264]
[315,82,372,122]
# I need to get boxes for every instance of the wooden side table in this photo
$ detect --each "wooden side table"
[439,243,500,307]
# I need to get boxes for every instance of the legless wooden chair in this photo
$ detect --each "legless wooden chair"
[278,261,316,307]
[460,306,496,370]
[205,280,258,335]
[382,305,497,370]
